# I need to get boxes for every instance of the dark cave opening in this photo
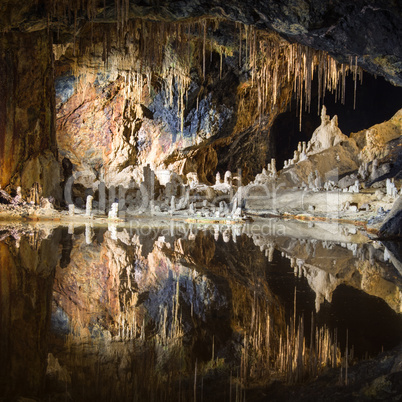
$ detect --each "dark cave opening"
[271,71,402,169]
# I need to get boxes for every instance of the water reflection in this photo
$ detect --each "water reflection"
[0,221,401,401]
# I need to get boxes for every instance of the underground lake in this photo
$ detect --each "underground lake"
[1,220,401,401]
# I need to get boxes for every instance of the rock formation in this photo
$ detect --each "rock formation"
[0,0,401,203]
[0,31,60,200]
[306,106,349,155]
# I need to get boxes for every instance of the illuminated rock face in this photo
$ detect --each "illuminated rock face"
[54,24,294,189]
[1,1,401,199]
[55,67,232,188]
[0,31,60,199]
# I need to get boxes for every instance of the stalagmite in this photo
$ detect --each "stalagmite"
[68,204,75,216]
[224,171,232,186]
[386,179,398,198]
[220,48,223,79]
[86,195,93,216]
[233,207,242,218]
[238,23,242,68]
[358,162,369,180]
[28,183,42,205]
[349,180,360,194]
[189,202,195,214]
[170,196,176,215]
[109,202,119,218]
[371,159,379,180]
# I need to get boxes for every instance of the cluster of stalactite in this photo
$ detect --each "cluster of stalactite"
[49,0,364,132]
[243,27,364,128]
[59,17,231,134]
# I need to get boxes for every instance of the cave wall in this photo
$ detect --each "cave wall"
[1,1,402,198]
[0,30,60,198]
[54,22,294,189]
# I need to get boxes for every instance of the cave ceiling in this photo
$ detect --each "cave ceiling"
[1,0,402,86]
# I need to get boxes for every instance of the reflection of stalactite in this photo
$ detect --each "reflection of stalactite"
[237,287,345,387]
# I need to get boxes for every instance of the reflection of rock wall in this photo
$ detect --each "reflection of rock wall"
[0,31,60,199]
[49,226,285,400]
[0,228,61,398]
[53,229,232,341]
[250,232,402,314]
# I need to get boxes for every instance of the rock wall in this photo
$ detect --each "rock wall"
[0,30,60,199]
[54,22,295,194]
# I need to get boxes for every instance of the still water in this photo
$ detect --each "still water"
[0,219,401,401]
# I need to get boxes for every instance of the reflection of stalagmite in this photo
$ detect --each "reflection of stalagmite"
[108,223,117,240]
[222,229,231,243]
[85,223,93,244]
[214,225,220,241]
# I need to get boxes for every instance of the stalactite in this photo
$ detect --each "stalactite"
[73,8,77,56]
[252,28,257,87]
[50,10,365,136]
[299,80,303,131]
[238,23,242,68]
[352,56,357,110]
[245,25,249,68]
[202,20,206,80]
[219,47,223,80]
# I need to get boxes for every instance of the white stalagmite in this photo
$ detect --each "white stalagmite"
[86,195,93,216]
[224,171,232,185]
[109,202,119,219]
[306,106,348,155]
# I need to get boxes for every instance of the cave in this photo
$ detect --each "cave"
[1,1,402,401]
